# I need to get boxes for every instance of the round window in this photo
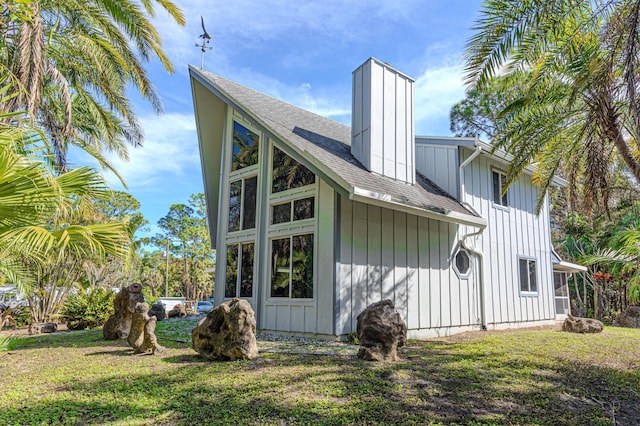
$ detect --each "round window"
[454,248,471,277]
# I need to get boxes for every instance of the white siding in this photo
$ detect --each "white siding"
[351,58,415,184]
[415,143,459,198]
[460,149,555,327]
[336,197,481,337]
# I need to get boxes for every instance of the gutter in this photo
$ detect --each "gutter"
[349,186,487,227]
[458,144,488,330]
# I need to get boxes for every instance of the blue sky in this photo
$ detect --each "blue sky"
[80,0,484,238]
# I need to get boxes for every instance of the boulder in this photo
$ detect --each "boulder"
[191,298,258,361]
[356,299,407,361]
[148,302,166,321]
[562,314,603,333]
[103,283,145,340]
[167,303,187,318]
[127,302,163,354]
[29,322,57,334]
[614,306,640,328]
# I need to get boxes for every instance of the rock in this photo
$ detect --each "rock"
[614,306,640,328]
[29,322,57,334]
[167,303,187,318]
[148,302,166,321]
[127,302,164,354]
[562,314,604,333]
[356,299,407,362]
[103,283,145,340]
[191,298,258,361]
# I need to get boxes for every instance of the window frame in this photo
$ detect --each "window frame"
[224,241,255,299]
[452,246,472,279]
[266,140,317,301]
[492,169,509,209]
[518,256,538,296]
[222,114,262,302]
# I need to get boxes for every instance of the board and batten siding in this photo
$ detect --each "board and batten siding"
[460,148,555,327]
[335,196,482,338]
[415,143,459,199]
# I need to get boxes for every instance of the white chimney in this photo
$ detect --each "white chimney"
[351,57,415,184]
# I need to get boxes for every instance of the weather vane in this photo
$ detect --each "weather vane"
[196,16,213,69]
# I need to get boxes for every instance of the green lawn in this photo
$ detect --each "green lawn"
[1,320,638,425]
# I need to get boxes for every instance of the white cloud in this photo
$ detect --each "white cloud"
[414,61,467,136]
[150,0,425,74]
[101,113,199,189]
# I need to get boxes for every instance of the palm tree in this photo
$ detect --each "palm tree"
[1,108,130,317]
[464,0,640,211]
[0,0,184,174]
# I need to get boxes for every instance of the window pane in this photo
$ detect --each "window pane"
[528,260,537,292]
[240,243,254,297]
[455,250,470,275]
[242,176,257,230]
[228,180,242,232]
[493,172,508,206]
[271,238,290,297]
[231,121,259,171]
[519,258,529,292]
[272,147,316,193]
[293,197,315,221]
[225,245,238,298]
[272,202,291,224]
[554,272,568,297]
[292,234,314,298]
[501,180,508,206]
[492,172,501,205]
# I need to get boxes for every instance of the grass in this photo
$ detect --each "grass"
[1,320,639,425]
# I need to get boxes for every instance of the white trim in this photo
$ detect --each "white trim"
[453,246,472,280]
[350,186,487,227]
[553,261,587,273]
[518,256,539,296]
[491,168,509,209]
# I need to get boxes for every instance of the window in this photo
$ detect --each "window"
[227,176,257,232]
[225,242,254,298]
[271,197,315,225]
[272,147,315,193]
[453,247,471,278]
[231,121,259,171]
[492,171,508,207]
[270,233,314,298]
[519,258,537,293]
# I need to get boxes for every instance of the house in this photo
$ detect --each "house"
[190,57,584,338]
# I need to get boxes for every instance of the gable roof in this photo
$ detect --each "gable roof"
[190,66,486,242]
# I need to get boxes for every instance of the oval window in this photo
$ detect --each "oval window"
[454,248,471,278]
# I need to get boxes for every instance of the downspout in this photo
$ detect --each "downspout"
[458,145,488,330]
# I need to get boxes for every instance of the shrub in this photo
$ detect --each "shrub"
[60,288,115,330]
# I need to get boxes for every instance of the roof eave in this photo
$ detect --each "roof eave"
[350,186,487,228]
[553,260,588,273]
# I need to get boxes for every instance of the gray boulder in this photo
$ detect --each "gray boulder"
[148,302,166,321]
[614,306,640,328]
[127,302,163,354]
[356,299,407,361]
[562,313,604,333]
[30,322,57,334]
[191,298,258,361]
[167,303,187,318]
[103,283,145,340]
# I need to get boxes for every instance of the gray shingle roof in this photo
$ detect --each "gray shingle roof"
[190,66,483,225]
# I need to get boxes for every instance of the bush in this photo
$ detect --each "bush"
[60,288,115,330]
